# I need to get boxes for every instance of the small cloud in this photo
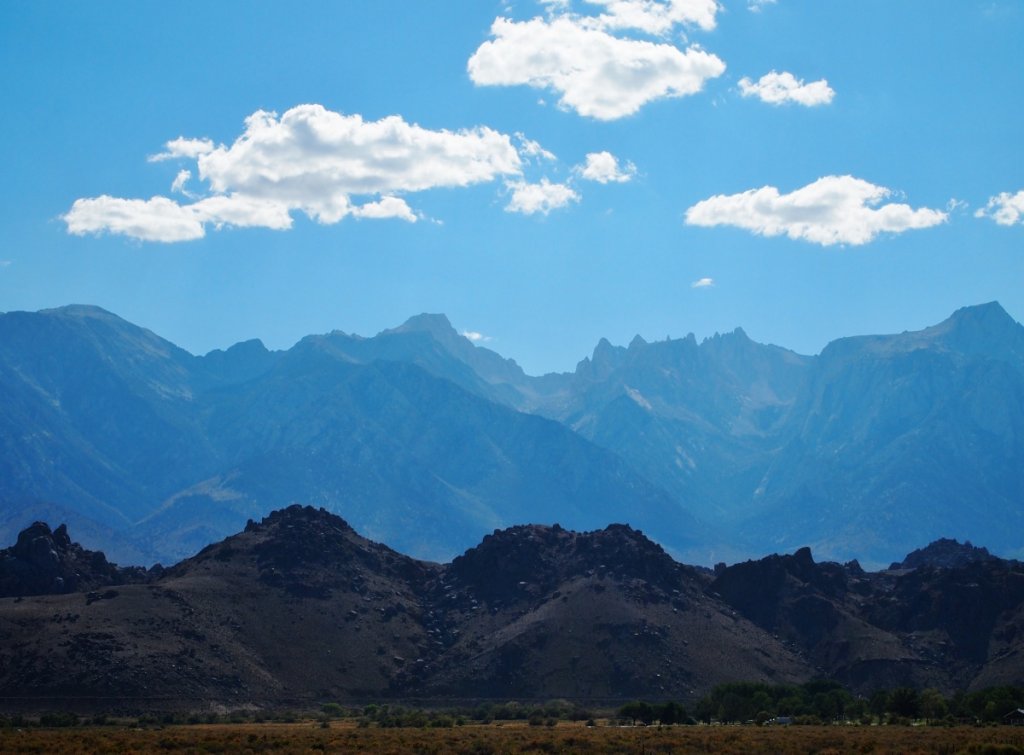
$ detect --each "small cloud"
[170,169,192,195]
[974,190,1024,226]
[0,260,12,268]
[946,198,970,213]
[738,71,835,107]
[685,175,947,246]
[505,178,580,215]
[748,0,777,11]
[691,277,714,288]
[351,196,419,223]
[461,330,492,343]
[148,137,215,162]
[577,151,636,183]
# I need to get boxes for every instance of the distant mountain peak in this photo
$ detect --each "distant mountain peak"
[388,312,457,338]
[39,304,121,321]
[943,301,1016,333]
[925,300,1024,364]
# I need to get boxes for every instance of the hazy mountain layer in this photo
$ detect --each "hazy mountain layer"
[385,302,1024,565]
[0,305,701,565]
[0,302,1021,567]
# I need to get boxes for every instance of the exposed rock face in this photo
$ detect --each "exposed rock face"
[0,521,151,597]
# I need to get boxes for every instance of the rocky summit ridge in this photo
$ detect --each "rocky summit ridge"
[0,508,1022,713]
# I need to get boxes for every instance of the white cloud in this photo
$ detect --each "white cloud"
[170,169,192,194]
[468,16,725,120]
[685,175,948,246]
[461,330,492,343]
[581,0,721,35]
[63,196,206,243]
[65,105,529,242]
[197,106,521,207]
[747,0,776,11]
[975,190,1024,226]
[505,178,580,215]
[0,260,11,268]
[147,137,215,162]
[691,277,714,288]
[738,71,834,106]
[577,151,636,183]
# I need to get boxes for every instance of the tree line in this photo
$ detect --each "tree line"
[617,682,1024,726]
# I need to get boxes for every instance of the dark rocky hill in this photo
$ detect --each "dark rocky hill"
[0,509,805,712]
[1,511,1022,713]
[710,546,1024,693]
[0,521,153,598]
[890,538,1000,571]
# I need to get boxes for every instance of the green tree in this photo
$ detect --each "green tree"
[657,701,688,725]
[888,687,921,719]
[619,701,655,725]
[919,688,948,721]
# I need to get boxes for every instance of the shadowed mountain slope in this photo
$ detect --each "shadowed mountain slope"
[0,509,806,710]
[1,513,1022,713]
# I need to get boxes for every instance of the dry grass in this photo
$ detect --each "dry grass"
[1,721,1023,754]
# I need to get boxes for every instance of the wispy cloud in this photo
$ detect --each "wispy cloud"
[576,151,636,183]
[170,169,192,195]
[516,133,557,162]
[747,0,776,11]
[0,260,12,268]
[691,277,714,288]
[147,137,215,163]
[974,190,1024,226]
[685,175,947,246]
[468,9,725,121]
[738,71,834,106]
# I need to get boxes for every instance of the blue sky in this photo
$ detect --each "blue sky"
[1,0,1021,373]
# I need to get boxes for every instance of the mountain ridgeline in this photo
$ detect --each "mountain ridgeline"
[0,302,1022,567]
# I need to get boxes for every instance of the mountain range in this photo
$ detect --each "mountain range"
[1,509,1021,711]
[0,302,1022,567]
